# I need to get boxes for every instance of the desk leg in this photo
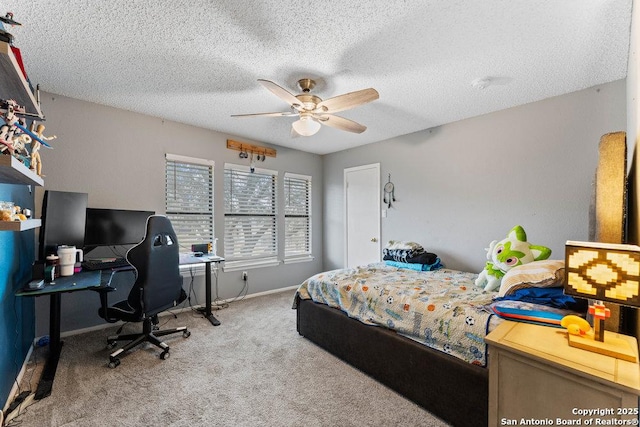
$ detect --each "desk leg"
[198,261,221,326]
[35,293,63,400]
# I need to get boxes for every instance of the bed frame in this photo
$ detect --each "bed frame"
[295,132,627,427]
[296,295,487,426]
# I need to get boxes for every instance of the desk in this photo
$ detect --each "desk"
[179,254,225,326]
[16,255,222,400]
[16,270,103,400]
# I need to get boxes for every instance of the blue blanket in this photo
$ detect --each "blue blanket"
[384,258,443,271]
[493,286,585,310]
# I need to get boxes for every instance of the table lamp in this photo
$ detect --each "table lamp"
[564,240,640,362]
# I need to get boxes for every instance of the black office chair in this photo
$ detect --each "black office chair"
[97,215,190,368]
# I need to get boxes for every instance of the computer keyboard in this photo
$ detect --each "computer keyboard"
[82,257,131,270]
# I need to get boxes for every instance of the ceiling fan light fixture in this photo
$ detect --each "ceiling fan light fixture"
[234,78,378,136]
[292,116,321,136]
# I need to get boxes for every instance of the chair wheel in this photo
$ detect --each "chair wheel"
[183,330,191,338]
[160,350,170,360]
[108,358,120,369]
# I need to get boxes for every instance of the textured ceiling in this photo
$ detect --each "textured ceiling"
[2,1,633,155]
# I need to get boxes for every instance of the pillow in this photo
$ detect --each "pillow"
[498,259,565,297]
[488,298,585,328]
[490,304,566,327]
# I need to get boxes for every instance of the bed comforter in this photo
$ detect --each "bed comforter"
[295,263,500,366]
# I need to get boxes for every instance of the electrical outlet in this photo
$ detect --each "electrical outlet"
[242,271,248,281]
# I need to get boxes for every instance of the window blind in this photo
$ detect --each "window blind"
[165,155,213,250]
[224,164,277,263]
[284,173,311,259]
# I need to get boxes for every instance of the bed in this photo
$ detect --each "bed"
[294,132,628,427]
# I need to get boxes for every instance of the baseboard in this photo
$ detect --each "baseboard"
[225,285,298,301]
[3,392,35,425]
[54,285,299,339]
[2,343,34,415]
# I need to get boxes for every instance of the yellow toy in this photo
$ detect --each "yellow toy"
[560,314,591,336]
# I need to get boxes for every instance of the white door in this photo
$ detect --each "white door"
[344,163,380,268]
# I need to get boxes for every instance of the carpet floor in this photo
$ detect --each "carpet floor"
[8,290,450,426]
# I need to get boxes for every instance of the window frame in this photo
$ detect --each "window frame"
[283,172,313,263]
[165,154,214,253]
[223,163,279,271]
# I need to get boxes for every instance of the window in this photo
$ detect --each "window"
[165,154,214,251]
[284,173,312,261]
[224,164,278,268]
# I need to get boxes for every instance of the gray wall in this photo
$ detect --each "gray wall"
[32,79,625,335]
[34,93,323,335]
[323,80,627,273]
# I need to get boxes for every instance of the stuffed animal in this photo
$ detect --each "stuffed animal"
[475,225,552,291]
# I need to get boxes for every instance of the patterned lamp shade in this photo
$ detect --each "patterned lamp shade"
[564,240,640,362]
[565,240,640,307]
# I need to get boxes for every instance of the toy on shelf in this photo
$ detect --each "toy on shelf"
[0,100,26,154]
[0,131,29,157]
[0,201,11,221]
[29,123,55,176]
[0,12,21,26]
[0,99,50,142]
[0,201,28,221]
[9,132,31,165]
[0,12,20,44]
[0,100,53,173]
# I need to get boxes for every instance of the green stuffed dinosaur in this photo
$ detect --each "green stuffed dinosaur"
[475,225,552,292]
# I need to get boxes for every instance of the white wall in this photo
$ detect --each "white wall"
[34,93,323,335]
[323,80,627,274]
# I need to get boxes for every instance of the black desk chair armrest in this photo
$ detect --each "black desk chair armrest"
[93,267,135,323]
[91,285,119,323]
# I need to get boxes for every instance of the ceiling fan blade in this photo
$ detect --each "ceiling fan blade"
[258,79,304,110]
[316,88,379,113]
[316,114,367,133]
[231,111,297,118]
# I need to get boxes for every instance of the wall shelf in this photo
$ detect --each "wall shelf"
[0,218,40,231]
[0,41,42,118]
[0,155,43,186]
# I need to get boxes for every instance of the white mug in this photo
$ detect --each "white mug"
[57,245,83,276]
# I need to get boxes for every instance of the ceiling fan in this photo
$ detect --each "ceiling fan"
[232,79,379,137]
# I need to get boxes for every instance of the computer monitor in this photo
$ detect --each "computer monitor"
[83,208,154,251]
[39,190,88,259]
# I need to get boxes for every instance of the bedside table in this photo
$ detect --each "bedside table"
[485,321,640,425]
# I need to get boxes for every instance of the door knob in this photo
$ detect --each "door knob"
[371,237,378,242]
